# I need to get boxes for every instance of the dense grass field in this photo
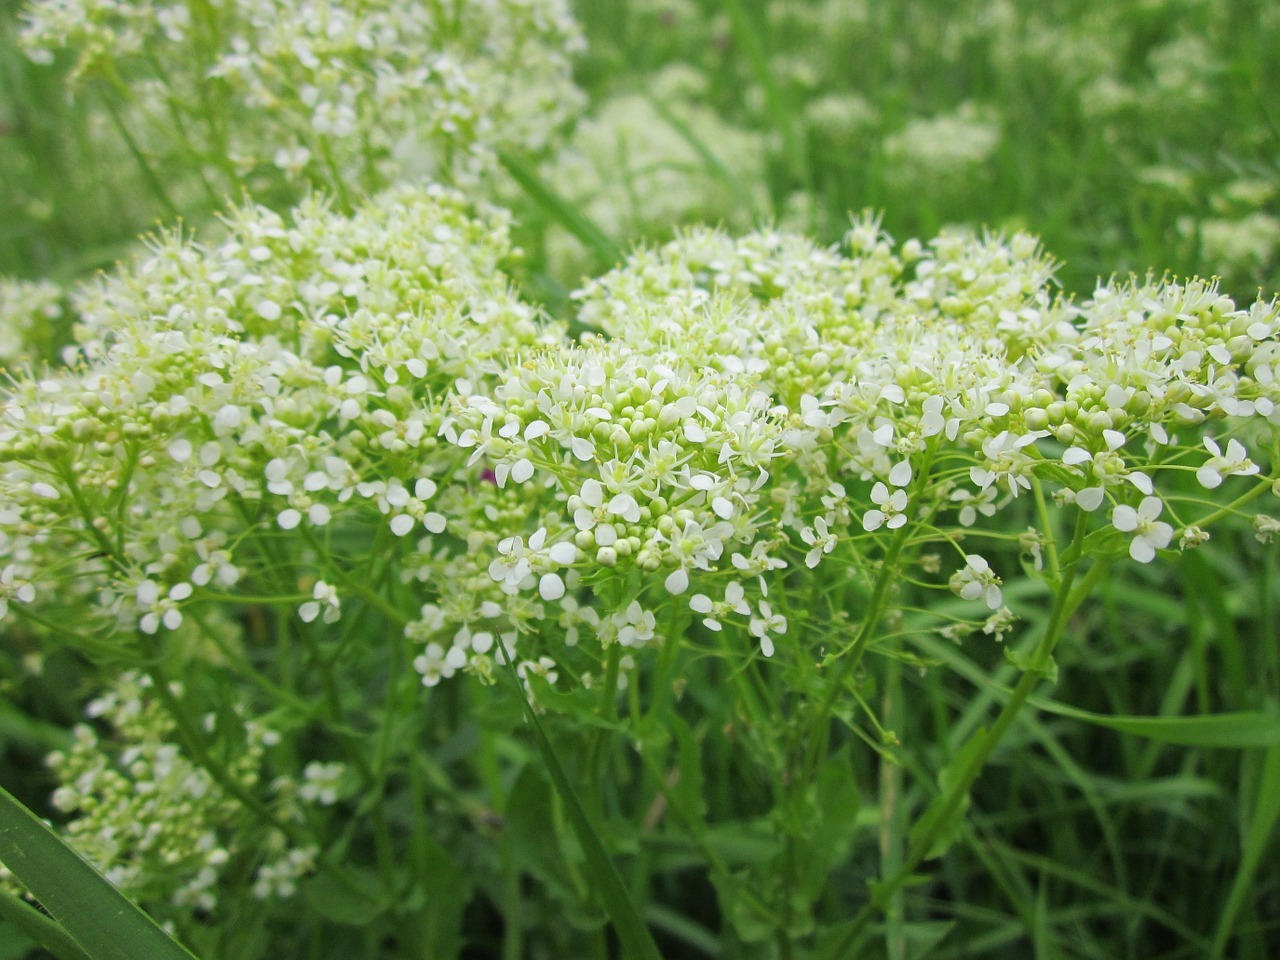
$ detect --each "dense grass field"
[1,1,1278,959]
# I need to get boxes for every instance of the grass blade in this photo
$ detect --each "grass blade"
[497,646,663,960]
[1026,700,1280,749]
[0,886,92,960]
[497,150,624,266]
[0,785,199,960]
[717,0,807,190]
[1210,746,1280,958]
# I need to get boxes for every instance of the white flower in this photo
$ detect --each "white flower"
[414,642,468,687]
[863,482,907,531]
[299,581,340,624]
[1112,497,1173,563]
[1196,437,1259,489]
[573,478,619,547]
[489,533,537,594]
[613,601,657,648]
[299,761,345,805]
[0,565,37,620]
[950,555,1003,609]
[748,600,787,657]
[800,516,837,568]
[949,486,997,527]
[689,581,750,631]
[387,477,445,536]
[137,580,194,633]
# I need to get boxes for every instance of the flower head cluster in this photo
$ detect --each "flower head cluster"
[0,184,556,641]
[542,65,767,278]
[26,673,322,914]
[0,278,63,369]
[2,206,1278,685]
[21,0,585,200]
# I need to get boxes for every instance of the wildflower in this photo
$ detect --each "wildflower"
[982,607,1017,641]
[1112,497,1173,563]
[299,581,340,624]
[1196,437,1259,489]
[689,581,750,631]
[1179,525,1210,550]
[1253,514,1280,544]
[863,483,908,531]
[950,486,997,527]
[299,762,345,805]
[800,516,837,568]
[950,555,1003,609]
[748,600,787,657]
[137,581,193,633]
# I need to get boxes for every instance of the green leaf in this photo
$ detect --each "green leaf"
[415,838,471,960]
[0,887,91,960]
[300,869,386,927]
[1003,646,1058,684]
[1210,746,1280,958]
[816,918,952,960]
[0,785,199,960]
[1028,698,1280,748]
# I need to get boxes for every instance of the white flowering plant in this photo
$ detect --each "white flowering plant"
[3,2,1280,959]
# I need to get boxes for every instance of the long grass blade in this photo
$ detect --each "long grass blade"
[1210,746,1280,958]
[0,786,200,960]
[1026,700,1280,749]
[0,886,92,960]
[497,150,624,266]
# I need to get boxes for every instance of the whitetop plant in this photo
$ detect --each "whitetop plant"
[540,65,768,280]
[0,278,63,369]
[20,0,585,207]
[0,671,326,913]
[3,197,1279,942]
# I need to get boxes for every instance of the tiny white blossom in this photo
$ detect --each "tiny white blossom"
[1112,497,1173,563]
[689,581,750,631]
[950,555,1003,609]
[748,600,786,657]
[137,581,193,633]
[299,581,340,624]
[863,482,907,531]
[1196,437,1259,489]
[800,516,837,568]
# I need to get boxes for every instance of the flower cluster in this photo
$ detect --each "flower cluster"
[3,208,1278,688]
[0,183,556,642]
[0,277,63,369]
[882,102,1001,202]
[540,64,767,278]
[17,673,323,913]
[21,0,585,201]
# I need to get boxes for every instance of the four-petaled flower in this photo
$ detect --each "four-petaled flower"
[1112,497,1173,563]
[689,581,751,631]
[299,580,341,624]
[950,555,1003,609]
[748,600,787,657]
[801,516,837,568]
[863,482,908,531]
[1196,437,1259,489]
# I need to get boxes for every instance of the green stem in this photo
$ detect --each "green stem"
[1195,477,1274,527]
[826,514,1105,960]
[141,655,376,904]
[802,519,913,784]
